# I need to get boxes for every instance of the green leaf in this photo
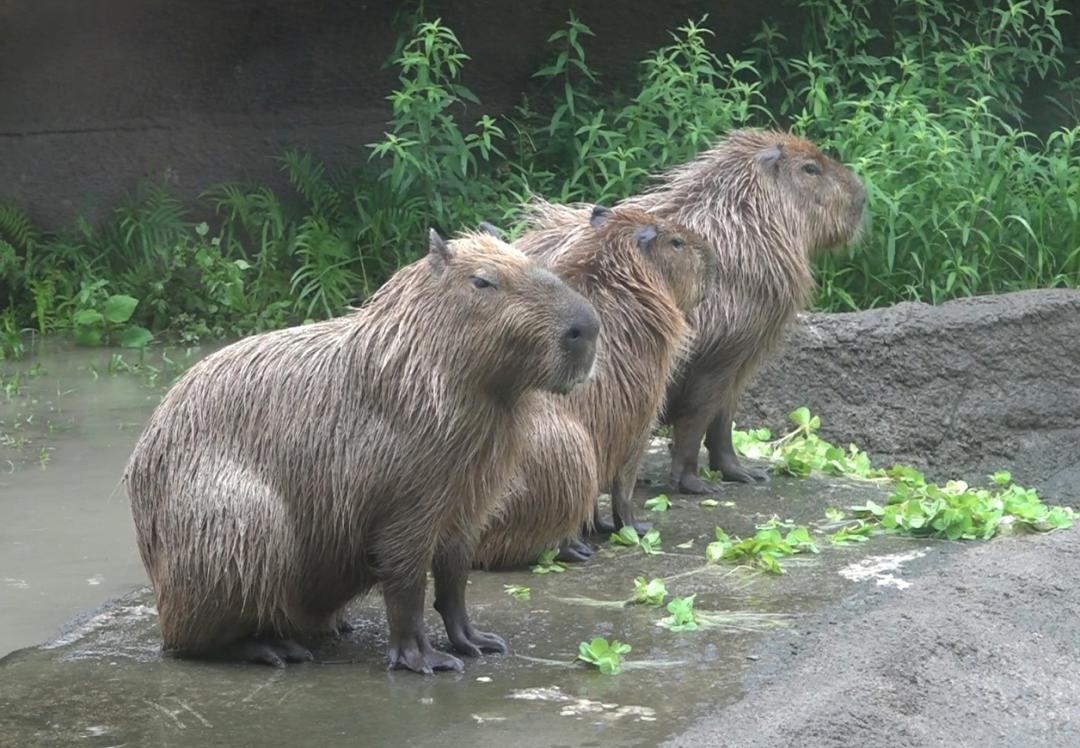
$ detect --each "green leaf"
[119,325,153,349]
[102,295,139,325]
[644,494,671,512]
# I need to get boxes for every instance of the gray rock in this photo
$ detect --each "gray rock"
[742,289,1080,507]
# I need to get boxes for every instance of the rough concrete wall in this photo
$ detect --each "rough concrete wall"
[742,289,1080,507]
[0,0,781,229]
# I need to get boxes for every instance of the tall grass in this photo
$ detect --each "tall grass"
[0,0,1076,355]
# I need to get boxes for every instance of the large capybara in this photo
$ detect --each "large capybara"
[124,229,599,673]
[466,204,713,570]
[520,129,867,493]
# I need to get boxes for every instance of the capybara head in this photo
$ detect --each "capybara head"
[671,129,868,257]
[427,229,599,396]
[588,205,715,315]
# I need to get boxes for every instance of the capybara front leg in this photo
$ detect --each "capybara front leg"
[705,408,769,483]
[611,463,651,535]
[385,575,464,674]
[432,545,507,658]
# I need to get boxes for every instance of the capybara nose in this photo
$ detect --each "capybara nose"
[562,306,600,357]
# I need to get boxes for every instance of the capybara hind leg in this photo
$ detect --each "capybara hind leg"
[386,574,465,674]
[588,501,616,535]
[705,410,769,483]
[556,537,594,563]
[433,545,508,658]
[193,637,313,668]
[670,412,719,494]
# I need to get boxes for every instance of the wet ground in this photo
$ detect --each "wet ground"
[1,342,1077,746]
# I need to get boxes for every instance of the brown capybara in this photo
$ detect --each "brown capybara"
[466,204,713,570]
[124,229,599,673]
[521,129,867,493]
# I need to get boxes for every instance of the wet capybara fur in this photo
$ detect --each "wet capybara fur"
[471,204,713,569]
[124,229,599,673]
[519,129,867,493]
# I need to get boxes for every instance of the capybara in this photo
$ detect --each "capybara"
[467,204,713,570]
[519,129,867,493]
[124,229,600,673]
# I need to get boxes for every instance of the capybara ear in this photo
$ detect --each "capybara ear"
[756,143,784,170]
[478,221,502,238]
[428,229,453,274]
[590,205,614,228]
[633,224,659,251]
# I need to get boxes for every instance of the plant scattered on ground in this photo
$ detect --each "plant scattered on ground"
[706,521,820,574]
[658,595,699,632]
[644,494,672,512]
[504,584,531,600]
[611,526,662,554]
[531,548,568,574]
[577,637,631,675]
[629,577,668,607]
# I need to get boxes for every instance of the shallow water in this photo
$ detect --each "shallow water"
[0,341,205,655]
[0,339,933,746]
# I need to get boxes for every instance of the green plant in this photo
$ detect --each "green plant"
[531,548,568,575]
[644,494,672,512]
[576,637,631,675]
[70,292,152,349]
[658,595,699,632]
[706,522,820,574]
[629,577,668,607]
[504,584,531,601]
[610,526,662,554]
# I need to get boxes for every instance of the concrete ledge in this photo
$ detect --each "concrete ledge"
[742,289,1080,507]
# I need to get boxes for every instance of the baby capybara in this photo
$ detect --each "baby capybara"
[124,229,599,673]
[467,205,713,570]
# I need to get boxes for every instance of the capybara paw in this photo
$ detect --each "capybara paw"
[448,626,508,658]
[589,516,617,536]
[388,640,465,675]
[675,473,719,495]
[722,463,771,483]
[227,638,313,667]
[556,537,594,563]
[631,520,652,535]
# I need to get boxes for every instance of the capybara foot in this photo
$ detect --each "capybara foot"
[388,635,464,675]
[719,459,770,483]
[589,515,617,536]
[446,623,508,658]
[219,638,314,668]
[556,537,594,563]
[674,472,719,495]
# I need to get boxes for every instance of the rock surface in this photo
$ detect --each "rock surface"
[743,289,1080,507]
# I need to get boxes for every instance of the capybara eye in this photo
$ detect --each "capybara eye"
[802,163,822,176]
[670,237,685,250]
[471,276,494,290]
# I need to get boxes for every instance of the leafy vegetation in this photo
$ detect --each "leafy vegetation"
[576,637,631,675]
[2,0,1078,356]
[644,494,672,512]
[504,584,531,601]
[706,521,821,574]
[658,595,700,632]
[629,577,669,607]
[531,548,568,575]
[610,526,662,554]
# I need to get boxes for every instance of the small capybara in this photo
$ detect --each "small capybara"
[124,229,599,673]
[467,204,713,570]
[519,129,867,493]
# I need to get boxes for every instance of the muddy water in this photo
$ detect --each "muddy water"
[0,341,205,655]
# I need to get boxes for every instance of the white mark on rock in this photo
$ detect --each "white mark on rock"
[475,676,492,683]
[471,714,506,724]
[839,550,927,589]
[509,686,656,721]
[87,574,104,586]
[2,577,29,589]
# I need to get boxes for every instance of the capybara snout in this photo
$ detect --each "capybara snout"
[556,298,600,390]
